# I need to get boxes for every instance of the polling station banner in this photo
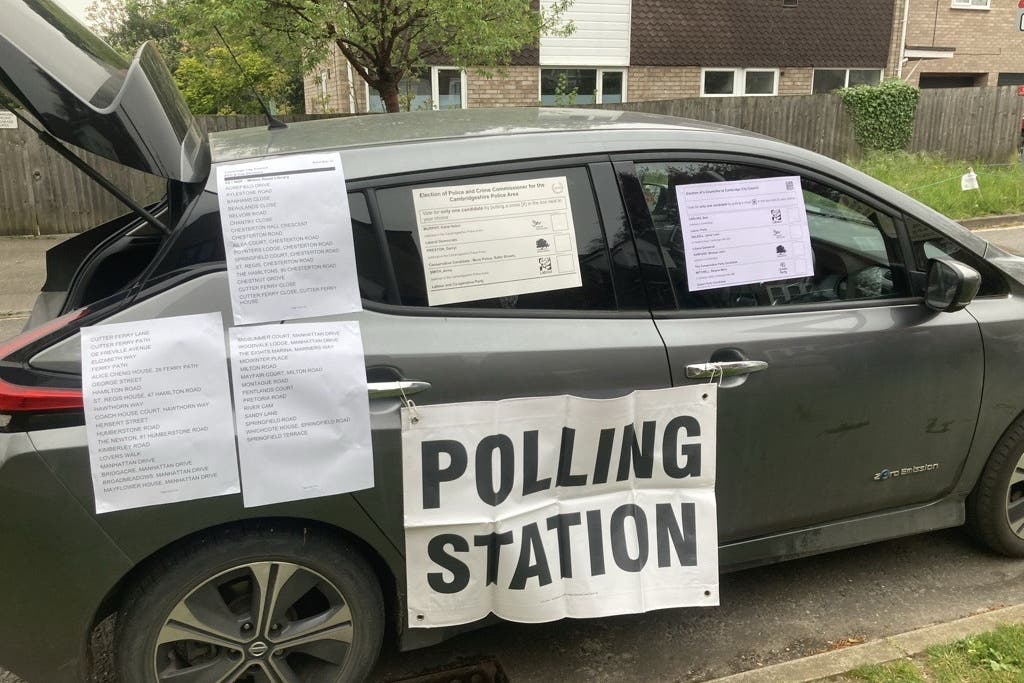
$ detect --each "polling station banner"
[401,385,718,627]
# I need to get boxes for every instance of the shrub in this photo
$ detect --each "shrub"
[839,79,921,153]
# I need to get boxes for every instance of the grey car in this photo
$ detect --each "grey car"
[5,4,1024,683]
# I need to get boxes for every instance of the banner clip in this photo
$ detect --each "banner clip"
[399,384,420,424]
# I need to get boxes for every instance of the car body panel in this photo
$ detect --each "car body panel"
[350,309,673,549]
[656,303,983,542]
[0,1,208,182]
[0,431,133,683]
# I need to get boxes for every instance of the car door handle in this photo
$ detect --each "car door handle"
[685,360,768,380]
[367,380,431,399]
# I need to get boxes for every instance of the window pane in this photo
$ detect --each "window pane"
[703,70,734,95]
[848,69,881,87]
[375,167,616,310]
[436,69,463,109]
[905,218,1005,296]
[812,69,846,94]
[540,69,598,106]
[601,71,624,103]
[349,193,392,303]
[369,69,431,112]
[633,161,908,309]
[744,71,775,94]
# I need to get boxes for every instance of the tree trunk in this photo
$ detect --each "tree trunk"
[377,79,401,113]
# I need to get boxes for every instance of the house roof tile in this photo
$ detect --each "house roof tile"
[630,0,896,68]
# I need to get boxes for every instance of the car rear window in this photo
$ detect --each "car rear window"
[367,166,617,311]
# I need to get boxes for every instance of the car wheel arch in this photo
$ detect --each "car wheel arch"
[85,516,402,673]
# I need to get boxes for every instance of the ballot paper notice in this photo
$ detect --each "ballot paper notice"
[217,152,361,324]
[81,313,239,514]
[412,177,582,306]
[229,321,373,507]
[676,176,814,291]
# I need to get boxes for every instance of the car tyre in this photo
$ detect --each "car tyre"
[114,523,385,682]
[967,416,1024,556]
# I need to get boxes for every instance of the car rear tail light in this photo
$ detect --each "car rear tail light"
[0,309,88,415]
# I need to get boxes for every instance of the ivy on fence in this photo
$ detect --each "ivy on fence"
[839,79,921,153]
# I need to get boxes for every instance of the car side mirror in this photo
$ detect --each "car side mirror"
[925,258,981,312]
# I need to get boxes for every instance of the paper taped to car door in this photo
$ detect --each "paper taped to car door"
[401,385,718,627]
[676,175,814,291]
[228,321,374,507]
[412,177,583,306]
[80,312,240,513]
[217,152,362,324]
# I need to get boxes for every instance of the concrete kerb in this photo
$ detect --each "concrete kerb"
[960,214,1024,230]
[709,603,1024,683]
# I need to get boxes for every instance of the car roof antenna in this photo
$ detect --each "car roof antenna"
[214,26,287,131]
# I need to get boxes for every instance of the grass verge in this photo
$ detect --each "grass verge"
[834,623,1024,682]
[850,152,1024,221]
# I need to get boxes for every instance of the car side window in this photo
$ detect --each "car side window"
[372,167,617,310]
[635,161,909,309]
[904,216,1007,297]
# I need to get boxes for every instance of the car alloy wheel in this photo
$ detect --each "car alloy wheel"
[154,561,354,682]
[1004,452,1024,540]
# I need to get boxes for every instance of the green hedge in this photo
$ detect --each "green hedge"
[839,79,921,152]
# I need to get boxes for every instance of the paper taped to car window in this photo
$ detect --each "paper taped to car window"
[412,177,583,306]
[401,385,718,627]
[676,176,814,291]
[81,312,240,513]
[229,321,374,507]
[217,152,361,324]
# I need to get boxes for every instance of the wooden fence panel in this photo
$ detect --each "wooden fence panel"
[910,86,1024,162]
[0,113,345,236]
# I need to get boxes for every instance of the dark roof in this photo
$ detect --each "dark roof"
[631,0,896,68]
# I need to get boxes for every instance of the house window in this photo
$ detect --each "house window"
[368,67,467,112]
[812,69,883,94]
[701,68,778,96]
[951,0,990,8]
[540,68,627,106]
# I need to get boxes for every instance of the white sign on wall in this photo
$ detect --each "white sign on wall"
[401,386,718,627]
[0,110,17,129]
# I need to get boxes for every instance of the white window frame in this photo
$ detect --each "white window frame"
[951,0,990,9]
[364,67,468,112]
[700,68,779,97]
[811,68,884,92]
[430,67,468,110]
[538,67,628,105]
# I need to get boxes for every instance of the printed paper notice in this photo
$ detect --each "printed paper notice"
[412,177,582,306]
[229,321,373,508]
[82,313,239,514]
[402,385,718,627]
[217,152,361,324]
[0,110,16,129]
[676,176,813,291]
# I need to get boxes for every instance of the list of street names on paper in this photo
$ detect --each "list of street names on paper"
[217,152,361,324]
[412,176,583,306]
[676,176,814,292]
[81,313,239,514]
[229,321,374,508]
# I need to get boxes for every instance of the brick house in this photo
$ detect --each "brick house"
[900,0,1024,89]
[305,0,1019,113]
